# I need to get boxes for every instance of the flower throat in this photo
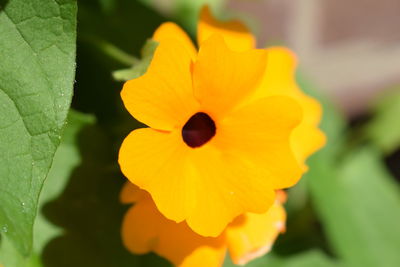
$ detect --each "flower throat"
[182,112,216,148]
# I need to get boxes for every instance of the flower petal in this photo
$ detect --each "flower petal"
[122,198,226,267]
[185,144,276,237]
[197,6,255,51]
[193,35,267,119]
[121,36,199,131]
[119,128,194,222]
[153,22,197,60]
[292,101,326,165]
[122,201,160,254]
[214,96,303,189]
[120,182,147,204]
[226,192,287,265]
[178,245,226,267]
[251,47,326,165]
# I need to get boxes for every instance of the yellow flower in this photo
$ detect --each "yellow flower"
[121,182,287,267]
[119,6,323,237]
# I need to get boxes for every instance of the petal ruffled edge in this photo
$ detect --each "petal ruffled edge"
[226,191,287,265]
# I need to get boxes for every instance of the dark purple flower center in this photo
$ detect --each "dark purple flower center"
[182,112,216,148]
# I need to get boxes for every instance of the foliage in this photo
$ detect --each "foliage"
[365,87,400,154]
[112,40,159,82]
[0,0,77,255]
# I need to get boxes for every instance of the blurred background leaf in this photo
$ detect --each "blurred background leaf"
[112,40,159,82]
[307,146,400,267]
[365,87,400,155]
[139,0,226,33]
[225,250,339,267]
[0,0,77,256]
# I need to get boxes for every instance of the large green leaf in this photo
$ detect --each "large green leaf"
[0,111,93,267]
[0,0,77,255]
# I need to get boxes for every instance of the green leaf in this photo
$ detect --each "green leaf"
[265,250,340,267]
[223,250,339,267]
[0,0,77,255]
[365,87,400,154]
[0,111,94,267]
[0,238,37,267]
[83,36,139,67]
[307,147,400,267]
[112,39,158,82]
